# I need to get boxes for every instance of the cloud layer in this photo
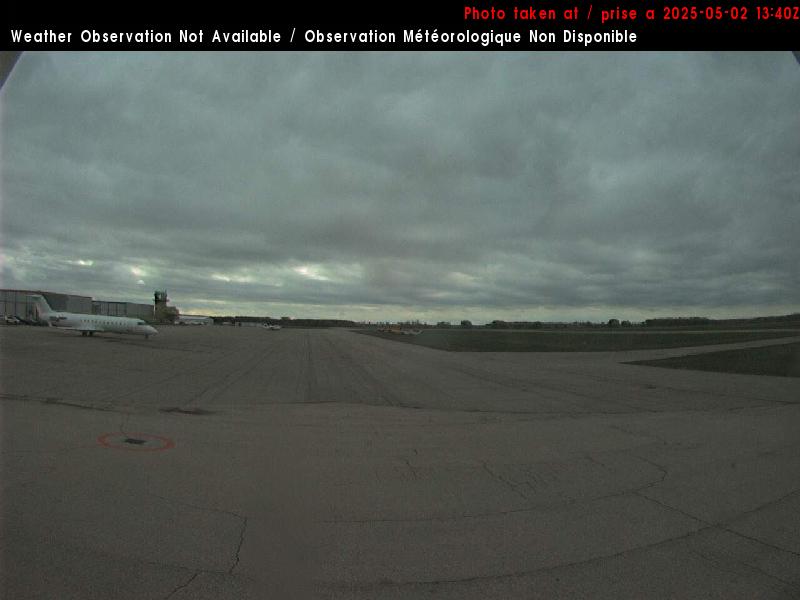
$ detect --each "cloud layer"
[2,52,798,321]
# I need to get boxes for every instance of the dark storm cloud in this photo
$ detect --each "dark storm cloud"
[1,52,798,321]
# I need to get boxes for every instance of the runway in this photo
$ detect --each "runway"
[2,325,800,598]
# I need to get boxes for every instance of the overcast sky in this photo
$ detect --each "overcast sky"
[1,52,798,322]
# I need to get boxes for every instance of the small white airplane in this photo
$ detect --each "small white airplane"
[29,294,159,339]
[263,323,282,330]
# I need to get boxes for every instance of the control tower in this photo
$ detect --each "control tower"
[153,290,178,323]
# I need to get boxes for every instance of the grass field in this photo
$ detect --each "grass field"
[627,341,800,378]
[355,329,798,352]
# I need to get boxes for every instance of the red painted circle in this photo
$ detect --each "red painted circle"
[97,432,175,452]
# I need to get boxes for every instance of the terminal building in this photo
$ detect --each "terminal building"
[1,289,154,322]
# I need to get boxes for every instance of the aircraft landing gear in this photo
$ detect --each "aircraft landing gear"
[81,331,87,337]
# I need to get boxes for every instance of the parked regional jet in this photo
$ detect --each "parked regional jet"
[28,295,158,339]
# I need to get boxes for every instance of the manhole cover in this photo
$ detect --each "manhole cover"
[97,432,175,452]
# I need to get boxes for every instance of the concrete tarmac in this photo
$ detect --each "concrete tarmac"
[2,325,800,599]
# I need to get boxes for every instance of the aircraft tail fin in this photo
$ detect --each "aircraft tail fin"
[28,294,53,321]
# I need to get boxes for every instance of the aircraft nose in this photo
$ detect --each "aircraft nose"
[147,326,159,335]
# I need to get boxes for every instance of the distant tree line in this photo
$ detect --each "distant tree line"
[644,317,711,327]
[488,320,544,329]
[722,314,800,323]
[208,312,800,330]
[213,316,358,327]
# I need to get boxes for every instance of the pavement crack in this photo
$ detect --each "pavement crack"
[689,547,798,589]
[163,571,199,599]
[0,393,123,414]
[627,454,669,491]
[633,489,800,563]
[230,515,248,574]
[41,397,118,413]
[482,462,529,501]
[636,491,708,524]
[724,488,800,525]
[609,423,669,446]
[723,527,800,559]
[150,493,246,520]
[330,525,713,590]
[322,505,548,524]
[149,493,248,575]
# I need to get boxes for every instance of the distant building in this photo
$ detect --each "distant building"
[2,288,154,323]
[93,300,154,320]
[1,289,92,321]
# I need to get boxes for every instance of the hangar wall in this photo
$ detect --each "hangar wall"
[93,301,154,320]
[2,289,153,322]
[1,289,92,321]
